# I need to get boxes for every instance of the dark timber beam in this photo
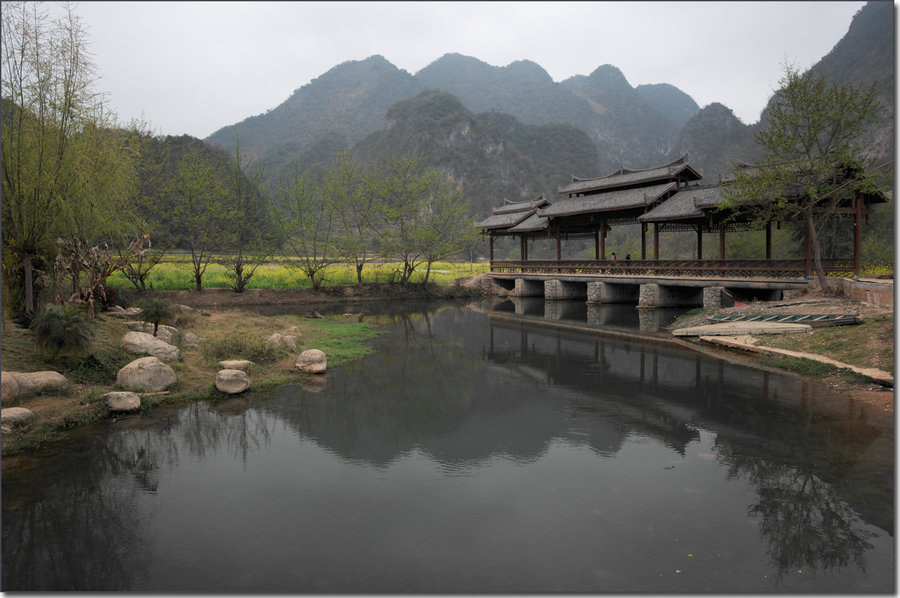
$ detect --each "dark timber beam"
[653,223,659,260]
[719,224,726,260]
[854,192,862,278]
[696,225,703,260]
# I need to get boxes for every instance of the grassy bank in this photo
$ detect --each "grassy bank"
[1,306,382,456]
[668,295,894,386]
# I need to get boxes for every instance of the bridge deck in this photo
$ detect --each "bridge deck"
[490,258,852,280]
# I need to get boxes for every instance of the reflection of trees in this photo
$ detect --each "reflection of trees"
[2,435,153,590]
[750,467,875,582]
[716,440,878,583]
[1,402,275,590]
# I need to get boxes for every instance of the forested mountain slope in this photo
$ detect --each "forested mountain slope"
[203,1,892,218]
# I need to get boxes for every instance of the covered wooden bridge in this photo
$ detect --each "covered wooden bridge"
[479,155,883,278]
[476,156,886,307]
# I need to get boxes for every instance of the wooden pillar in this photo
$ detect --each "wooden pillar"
[594,230,600,261]
[718,224,726,260]
[854,192,862,278]
[489,235,494,262]
[600,220,606,260]
[653,223,659,260]
[521,235,528,261]
[765,221,772,260]
[641,223,647,260]
[696,225,703,260]
[556,227,561,262]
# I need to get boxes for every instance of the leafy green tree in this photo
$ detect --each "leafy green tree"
[1,3,138,313]
[277,166,336,290]
[324,148,379,285]
[415,177,479,284]
[168,148,226,291]
[218,140,277,292]
[723,64,888,292]
[117,131,171,291]
[370,154,440,283]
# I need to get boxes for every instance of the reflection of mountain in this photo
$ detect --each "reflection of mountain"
[264,308,621,468]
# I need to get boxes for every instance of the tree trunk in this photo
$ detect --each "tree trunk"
[423,261,432,285]
[808,211,832,294]
[356,263,363,286]
[24,253,34,313]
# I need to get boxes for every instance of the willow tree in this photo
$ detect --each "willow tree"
[723,64,886,293]
[1,3,139,314]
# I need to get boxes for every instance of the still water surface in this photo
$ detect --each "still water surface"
[2,300,894,592]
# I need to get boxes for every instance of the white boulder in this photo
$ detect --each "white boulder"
[296,349,327,374]
[10,371,69,395]
[1,371,20,403]
[215,369,250,395]
[104,391,142,413]
[121,331,180,360]
[182,331,205,348]
[116,356,177,392]
[1,407,35,426]
[218,360,253,371]
[123,322,179,343]
[267,333,298,351]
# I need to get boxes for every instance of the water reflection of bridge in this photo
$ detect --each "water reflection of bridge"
[485,315,893,535]
[486,296,680,332]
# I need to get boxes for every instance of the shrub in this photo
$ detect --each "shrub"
[29,305,93,360]
[202,332,284,365]
[59,349,133,385]
[138,298,174,336]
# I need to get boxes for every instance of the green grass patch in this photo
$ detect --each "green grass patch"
[754,314,893,372]
[760,356,840,377]
[304,318,381,367]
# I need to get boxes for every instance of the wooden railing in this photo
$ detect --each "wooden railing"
[489,259,854,279]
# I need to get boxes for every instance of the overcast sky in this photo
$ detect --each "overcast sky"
[59,1,866,139]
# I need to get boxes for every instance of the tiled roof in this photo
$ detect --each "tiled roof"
[507,212,548,233]
[491,195,550,215]
[476,210,532,230]
[558,155,700,196]
[639,185,727,222]
[540,182,676,218]
[477,194,551,230]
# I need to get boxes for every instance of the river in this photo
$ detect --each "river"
[1,299,894,592]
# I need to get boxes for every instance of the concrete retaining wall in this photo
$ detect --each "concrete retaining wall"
[838,278,893,307]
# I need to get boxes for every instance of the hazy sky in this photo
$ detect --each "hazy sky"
[57,1,866,139]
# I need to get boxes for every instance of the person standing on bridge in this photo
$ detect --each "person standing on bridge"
[611,252,616,263]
